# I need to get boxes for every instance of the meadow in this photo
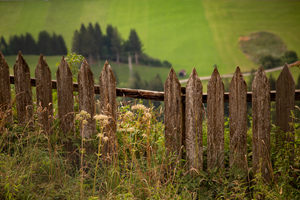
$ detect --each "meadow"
[0,0,299,79]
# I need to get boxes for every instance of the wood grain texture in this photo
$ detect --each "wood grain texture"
[78,59,96,139]
[164,68,182,161]
[185,68,203,171]
[99,61,117,161]
[13,52,33,125]
[252,65,271,182]
[0,51,13,124]
[276,64,295,161]
[207,68,224,169]
[229,67,247,170]
[35,54,53,133]
[56,56,75,153]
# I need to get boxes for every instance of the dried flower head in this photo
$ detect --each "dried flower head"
[131,104,146,111]
[125,111,134,117]
[103,136,109,142]
[127,127,135,132]
[94,114,109,121]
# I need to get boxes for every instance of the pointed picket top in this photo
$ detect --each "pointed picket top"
[13,51,33,125]
[78,59,96,140]
[164,67,182,165]
[276,63,295,161]
[99,60,117,161]
[185,68,203,171]
[207,67,224,169]
[229,67,247,170]
[0,50,13,124]
[35,54,53,133]
[252,65,271,182]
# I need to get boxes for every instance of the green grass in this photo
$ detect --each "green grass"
[4,55,171,87]
[1,0,299,80]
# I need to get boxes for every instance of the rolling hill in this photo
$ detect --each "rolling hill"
[0,0,299,80]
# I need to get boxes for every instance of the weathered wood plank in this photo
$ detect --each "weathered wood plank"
[9,75,300,102]
[185,68,203,171]
[276,64,295,161]
[0,51,13,124]
[99,61,117,161]
[229,67,247,170]
[56,56,75,153]
[252,65,271,182]
[164,68,182,162]
[78,59,96,138]
[35,54,53,133]
[207,68,224,169]
[13,52,33,125]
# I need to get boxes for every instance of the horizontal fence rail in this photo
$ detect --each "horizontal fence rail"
[9,75,300,103]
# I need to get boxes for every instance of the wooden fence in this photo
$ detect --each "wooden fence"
[1,51,300,182]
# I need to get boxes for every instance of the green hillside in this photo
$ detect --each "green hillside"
[0,0,299,79]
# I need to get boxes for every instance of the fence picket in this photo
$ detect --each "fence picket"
[164,68,182,162]
[229,67,247,170]
[13,52,33,126]
[185,68,203,171]
[0,51,13,124]
[276,64,295,161]
[207,68,224,169]
[78,59,96,139]
[35,54,53,133]
[99,61,117,161]
[252,65,271,182]
[56,56,75,153]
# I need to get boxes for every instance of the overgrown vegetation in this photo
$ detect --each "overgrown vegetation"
[0,93,299,199]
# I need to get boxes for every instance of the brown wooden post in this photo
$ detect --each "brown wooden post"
[35,54,53,133]
[0,51,13,124]
[99,61,117,161]
[56,56,75,154]
[164,68,182,163]
[78,59,96,138]
[185,68,203,171]
[13,52,33,126]
[229,67,247,170]
[276,64,295,161]
[252,65,271,182]
[207,68,224,169]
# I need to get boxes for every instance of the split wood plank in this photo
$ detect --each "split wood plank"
[207,68,224,169]
[0,51,13,124]
[229,67,247,170]
[13,52,33,125]
[252,65,271,182]
[35,54,53,133]
[56,56,75,153]
[99,61,117,161]
[78,59,96,138]
[164,68,182,162]
[276,64,295,161]
[185,68,203,171]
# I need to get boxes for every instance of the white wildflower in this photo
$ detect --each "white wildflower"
[127,127,135,132]
[142,133,147,138]
[97,133,104,138]
[125,111,134,117]
[144,112,151,119]
[94,114,108,121]
[131,104,146,111]
[103,136,109,142]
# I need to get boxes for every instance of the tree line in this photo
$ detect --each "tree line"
[260,50,298,69]
[71,22,172,68]
[0,31,67,56]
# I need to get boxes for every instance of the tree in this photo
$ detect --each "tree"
[37,31,52,55]
[93,22,103,60]
[260,55,281,69]
[24,33,38,54]
[282,50,298,64]
[0,36,10,55]
[72,30,81,53]
[269,73,276,90]
[128,29,142,65]
[110,27,122,63]
[148,74,164,91]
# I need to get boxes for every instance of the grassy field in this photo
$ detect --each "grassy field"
[1,0,299,80]
[4,55,171,88]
